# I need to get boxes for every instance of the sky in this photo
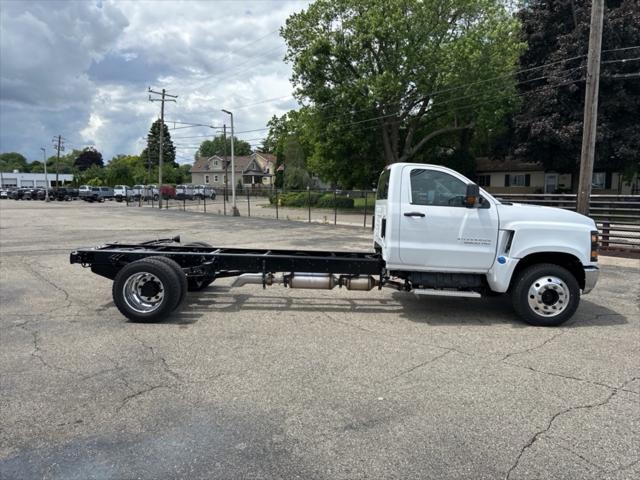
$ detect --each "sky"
[0,0,310,164]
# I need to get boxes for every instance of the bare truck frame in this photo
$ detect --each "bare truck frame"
[70,237,388,323]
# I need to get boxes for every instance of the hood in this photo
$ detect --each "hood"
[497,203,596,229]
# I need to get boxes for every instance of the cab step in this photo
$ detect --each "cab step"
[413,289,481,298]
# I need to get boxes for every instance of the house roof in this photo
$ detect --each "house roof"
[255,152,276,164]
[192,154,253,173]
[192,155,224,173]
[475,157,543,173]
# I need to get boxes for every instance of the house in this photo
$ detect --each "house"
[191,152,275,188]
[475,157,638,194]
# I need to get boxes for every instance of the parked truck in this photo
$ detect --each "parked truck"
[70,163,599,326]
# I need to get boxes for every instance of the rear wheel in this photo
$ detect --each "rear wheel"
[185,241,215,291]
[144,257,188,309]
[511,263,580,326]
[112,259,182,322]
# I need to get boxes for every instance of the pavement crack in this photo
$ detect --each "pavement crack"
[505,389,620,480]
[501,330,565,362]
[115,385,171,412]
[131,333,182,381]
[504,361,620,392]
[22,258,73,313]
[18,324,77,375]
[386,350,451,381]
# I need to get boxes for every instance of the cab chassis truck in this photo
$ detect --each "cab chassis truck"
[70,163,600,327]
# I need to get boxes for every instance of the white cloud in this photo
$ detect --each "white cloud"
[0,0,310,162]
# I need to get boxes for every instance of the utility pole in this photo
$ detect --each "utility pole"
[149,87,177,208]
[40,147,49,202]
[223,124,229,201]
[52,135,64,187]
[222,109,239,215]
[577,0,604,215]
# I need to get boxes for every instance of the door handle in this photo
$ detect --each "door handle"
[404,212,425,217]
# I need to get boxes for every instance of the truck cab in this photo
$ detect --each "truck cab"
[374,163,599,326]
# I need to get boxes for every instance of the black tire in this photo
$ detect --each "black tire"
[185,241,216,291]
[153,194,159,201]
[112,259,182,322]
[210,193,216,200]
[511,263,580,327]
[145,256,188,309]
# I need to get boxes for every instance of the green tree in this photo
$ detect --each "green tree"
[0,152,28,172]
[283,137,310,190]
[513,0,640,179]
[282,0,523,170]
[106,155,145,185]
[196,135,252,159]
[74,147,104,171]
[140,119,177,168]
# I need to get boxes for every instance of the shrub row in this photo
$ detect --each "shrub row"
[269,192,355,209]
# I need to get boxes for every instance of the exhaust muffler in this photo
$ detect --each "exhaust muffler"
[231,273,378,291]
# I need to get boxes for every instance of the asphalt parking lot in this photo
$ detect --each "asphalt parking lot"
[1,201,638,480]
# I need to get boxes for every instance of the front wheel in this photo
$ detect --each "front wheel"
[511,263,580,327]
[112,259,183,322]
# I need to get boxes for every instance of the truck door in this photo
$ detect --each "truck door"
[398,166,498,271]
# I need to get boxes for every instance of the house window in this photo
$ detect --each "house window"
[477,175,491,187]
[214,175,219,182]
[511,174,526,186]
[592,172,606,189]
[205,175,210,184]
[504,174,530,187]
[214,160,219,167]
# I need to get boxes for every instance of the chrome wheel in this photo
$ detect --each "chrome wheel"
[122,272,165,314]
[527,275,570,317]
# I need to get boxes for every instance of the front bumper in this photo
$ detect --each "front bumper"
[583,266,599,294]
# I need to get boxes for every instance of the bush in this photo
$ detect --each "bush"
[316,193,354,209]
[269,191,358,208]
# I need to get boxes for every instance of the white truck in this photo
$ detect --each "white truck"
[70,163,599,327]
[113,185,131,202]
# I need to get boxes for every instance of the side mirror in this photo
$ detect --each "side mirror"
[465,183,480,208]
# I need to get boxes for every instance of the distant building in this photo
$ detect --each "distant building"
[191,152,276,188]
[0,171,74,188]
[475,158,638,195]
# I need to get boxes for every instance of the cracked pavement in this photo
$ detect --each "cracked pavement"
[1,201,639,480]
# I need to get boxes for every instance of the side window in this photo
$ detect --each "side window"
[376,169,391,200]
[410,169,467,207]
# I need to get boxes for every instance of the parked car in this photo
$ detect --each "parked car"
[194,185,216,200]
[11,188,33,200]
[114,185,131,202]
[176,184,195,200]
[78,185,92,199]
[83,187,104,202]
[52,188,73,201]
[99,186,114,200]
[0,189,8,199]
[160,184,176,199]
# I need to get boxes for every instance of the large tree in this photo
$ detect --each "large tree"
[282,0,523,169]
[74,147,104,171]
[196,134,252,159]
[140,119,177,168]
[513,0,640,178]
[0,152,28,172]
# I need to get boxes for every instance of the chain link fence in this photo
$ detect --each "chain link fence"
[123,189,639,255]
